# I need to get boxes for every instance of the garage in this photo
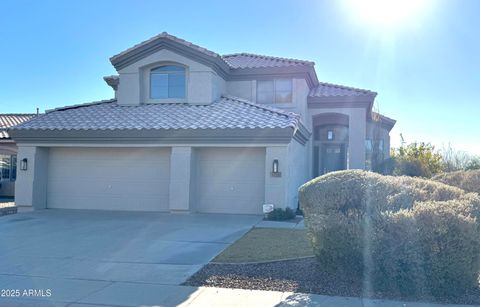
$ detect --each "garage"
[195,147,265,214]
[47,147,171,211]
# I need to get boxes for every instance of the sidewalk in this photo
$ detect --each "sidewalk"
[0,284,473,306]
[180,287,471,307]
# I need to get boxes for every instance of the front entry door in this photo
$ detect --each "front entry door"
[321,144,346,174]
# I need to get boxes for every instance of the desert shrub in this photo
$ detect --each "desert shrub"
[432,170,480,194]
[266,207,296,221]
[299,170,480,299]
[390,141,444,177]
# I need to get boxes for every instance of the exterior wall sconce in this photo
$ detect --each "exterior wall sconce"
[271,159,281,177]
[20,158,28,171]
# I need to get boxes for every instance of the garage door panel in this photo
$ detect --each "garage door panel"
[47,195,168,212]
[197,182,264,198]
[47,147,170,211]
[196,147,265,214]
[48,179,170,198]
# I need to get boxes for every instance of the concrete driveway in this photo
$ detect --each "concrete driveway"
[0,209,261,306]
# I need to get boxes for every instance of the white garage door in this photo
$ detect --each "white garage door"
[195,147,265,214]
[47,147,170,211]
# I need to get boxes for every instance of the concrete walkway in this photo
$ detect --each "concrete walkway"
[0,285,474,306]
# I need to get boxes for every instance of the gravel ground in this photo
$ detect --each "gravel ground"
[184,257,480,305]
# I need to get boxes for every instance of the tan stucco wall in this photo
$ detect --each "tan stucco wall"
[117,49,226,105]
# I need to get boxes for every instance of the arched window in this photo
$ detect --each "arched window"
[150,65,185,99]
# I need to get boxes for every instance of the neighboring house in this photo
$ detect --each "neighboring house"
[0,114,36,197]
[10,32,395,214]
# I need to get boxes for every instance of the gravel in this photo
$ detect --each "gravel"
[184,257,480,305]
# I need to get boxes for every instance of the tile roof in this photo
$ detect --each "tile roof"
[0,114,36,139]
[222,53,314,69]
[309,82,376,97]
[111,32,222,63]
[12,96,300,132]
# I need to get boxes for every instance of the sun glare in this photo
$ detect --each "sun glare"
[344,0,430,29]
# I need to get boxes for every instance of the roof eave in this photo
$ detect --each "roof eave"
[9,127,296,145]
[228,65,318,88]
[110,38,231,79]
[307,95,375,109]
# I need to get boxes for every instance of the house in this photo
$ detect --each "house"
[9,32,395,214]
[0,114,36,197]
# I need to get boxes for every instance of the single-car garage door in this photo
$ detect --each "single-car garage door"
[47,147,170,211]
[195,147,265,214]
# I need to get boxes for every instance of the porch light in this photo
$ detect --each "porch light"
[272,159,279,173]
[20,158,28,171]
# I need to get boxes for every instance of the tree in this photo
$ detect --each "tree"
[465,157,480,170]
[390,136,444,177]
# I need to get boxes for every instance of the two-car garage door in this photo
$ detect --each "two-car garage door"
[46,147,266,214]
[47,148,171,211]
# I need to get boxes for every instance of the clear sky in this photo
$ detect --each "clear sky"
[1,0,478,154]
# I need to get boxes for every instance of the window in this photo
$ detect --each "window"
[327,130,334,140]
[0,155,16,181]
[150,65,186,99]
[257,79,292,103]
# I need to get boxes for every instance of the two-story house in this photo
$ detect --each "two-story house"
[10,32,395,214]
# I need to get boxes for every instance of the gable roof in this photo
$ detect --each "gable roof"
[10,96,310,144]
[109,32,319,88]
[0,114,36,140]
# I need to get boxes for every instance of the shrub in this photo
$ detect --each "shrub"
[390,141,444,178]
[299,170,480,299]
[266,207,296,221]
[432,170,480,194]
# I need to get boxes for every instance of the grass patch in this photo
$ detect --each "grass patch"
[213,228,314,263]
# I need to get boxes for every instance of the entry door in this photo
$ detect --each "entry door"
[321,144,346,174]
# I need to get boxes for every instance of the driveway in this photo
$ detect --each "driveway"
[0,209,261,306]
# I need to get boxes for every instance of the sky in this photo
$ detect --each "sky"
[0,0,479,155]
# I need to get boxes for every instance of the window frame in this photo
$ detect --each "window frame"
[0,154,16,182]
[256,79,293,104]
[148,64,187,102]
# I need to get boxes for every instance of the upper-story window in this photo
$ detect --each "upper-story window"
[257,79,292,104]
[150,65,186,99]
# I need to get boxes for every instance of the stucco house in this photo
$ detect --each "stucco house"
[0,114,36,197]
[10,32,395,214]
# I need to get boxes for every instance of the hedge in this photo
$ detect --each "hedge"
[432,170,480,194]
[299,170,480,299]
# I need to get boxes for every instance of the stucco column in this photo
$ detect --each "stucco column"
[169,146,193,212]
[15,146,49,209]
[264,146,288,210]
[348,108,367,169]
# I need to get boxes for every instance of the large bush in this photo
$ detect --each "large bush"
[299,170,480,299]
[432,170,480,194]
[390,142,444,178]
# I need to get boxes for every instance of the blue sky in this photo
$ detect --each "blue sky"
[1,0,478,154]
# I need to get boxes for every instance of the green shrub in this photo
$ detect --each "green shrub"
[266,207,296,221]
[432,170,480,194]
[299,170,480,299]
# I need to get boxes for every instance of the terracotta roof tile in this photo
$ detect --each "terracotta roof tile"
[0,114,36,139]
[12,96,300,132]
[222,53,314,69]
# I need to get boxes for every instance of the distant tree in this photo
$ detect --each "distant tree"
[390,136,444,177]
[440,144,472,172]
[465,157,480,170]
